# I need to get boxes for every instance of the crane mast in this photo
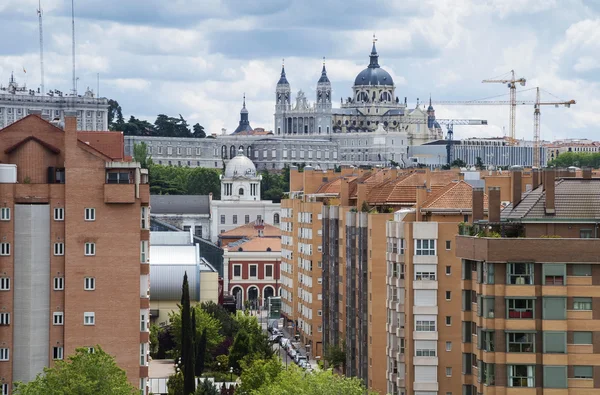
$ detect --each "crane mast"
[482,70,526,145]
[533,88,541,167]
[37,0,44,95]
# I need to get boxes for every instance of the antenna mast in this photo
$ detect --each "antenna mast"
[71,0,76,95]
[37,0,44,95]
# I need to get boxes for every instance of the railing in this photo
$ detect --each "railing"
[458,222,524,238]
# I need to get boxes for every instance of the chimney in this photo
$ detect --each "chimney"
[64,110,78,168]
[488,187,501,223]
[356,183,367,211]
[544,168,556,215]
[583,167,592,179]
[532,168,540,190]
[511,169,522,208]
[415,185,428,222]
[340,177,350,206]
[472,187,484,223]
[425,168,431,191]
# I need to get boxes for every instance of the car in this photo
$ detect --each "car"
[295,355,306,365]
[269,334,282,343]
[298,360,307,369]
[288,349,297,359]
[279,337,289,347]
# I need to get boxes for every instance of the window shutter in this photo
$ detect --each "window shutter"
[544,263,565,276]
[415,290,437,307]
[415,366,437,383]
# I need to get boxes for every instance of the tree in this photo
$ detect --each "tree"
[228,329,251,374]
[107,99,124,131]
[390,159,400,167]
[195,328,207,376]
[324,342,346,371]
[181,272,196,394]
[194,379,219,395]
[14,346,137,395]
[237,357,283,395]
[170,305,224,358]
[200,301,238,339]
[187,168,221,198]
[450,158,467,168]
[167,372,184,395]
[360,201,370,212]
[475,156,484,170]
[133,142,153,169]
[193,123,206,138]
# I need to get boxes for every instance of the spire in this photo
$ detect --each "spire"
[277,58,289,85]
[318,57,330,84]
[427,94,434,111]
[241,93,248,114]
[234,94,252,134]
[369,34,379,68]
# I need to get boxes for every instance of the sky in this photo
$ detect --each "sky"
[0,0,599,141]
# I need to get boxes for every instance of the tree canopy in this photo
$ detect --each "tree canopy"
[133,142,153,169]
[14,347,137,395]
[548,152,600,168]
[170,304,224,358]
[149,165,221,197]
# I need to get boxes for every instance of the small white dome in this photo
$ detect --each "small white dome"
[224,148,256,178]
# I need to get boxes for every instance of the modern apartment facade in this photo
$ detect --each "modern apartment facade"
[0,112,149,394]
[457,168,600,394]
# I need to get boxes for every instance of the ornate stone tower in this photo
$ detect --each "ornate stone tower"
[275,61,291,135]
[316,58,331,111]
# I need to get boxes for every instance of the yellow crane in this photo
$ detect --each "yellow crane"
[482,70,527,145]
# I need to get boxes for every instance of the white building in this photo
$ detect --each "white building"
[0,73,109,130]
[210,148,281,241]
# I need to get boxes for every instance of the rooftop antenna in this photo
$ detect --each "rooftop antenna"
[71,0,76,95]
[37,0,45,95]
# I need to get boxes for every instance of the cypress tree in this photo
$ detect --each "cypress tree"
[195,328,207,376]
[181,272,196,394]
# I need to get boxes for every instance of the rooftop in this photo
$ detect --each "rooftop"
[150,195,211,215]
[226,237,281,252]
[367,170,459,205]
[422,180,489,211]
[219,220,281,239]
[150,231,192,246]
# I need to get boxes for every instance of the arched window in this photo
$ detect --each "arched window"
[221,145,227,159]
[274,213,280,224]
[230,145,236,158]
[247,146,252,157]
[239,145,244,153]
[239,188,244,195]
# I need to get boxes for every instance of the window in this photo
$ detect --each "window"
[140,343,146,366]
[574,366,593,379]
[54,242,64,256]
[265,265,273,279]
[543,297,566,319]
[0,348,9,361]
[543,366,567,388]
[54,277,64,290]
[481,363,495,385]
[543,263,565,285]
[416,320,436,332]
[0,243,10,256]
[580,229,593,238]
[446,316,452,326]
[220,215,225,224]
[0,207,10,221]
[446,341,452,351]
[415,239,435,255]
[573,297,592,310]
[446,367,452,377]
[249,265,257,278]
[572,264,592,276]
[507,298,534,319]
[233,215,237,224]
[318,310,322,316]
[480,296,495,318]
[573,331,592,344]
[84,312,95,325]
[446,266,451,275]
[141,313,147,332]
[481,330,495,352]
[543,331,566,353]
[0,312,10,325]
[53,312,64,325]
[415,266,436,281]
[140,240,148,263]
[194,226,202,238]
[84,208,95,221]
[245,215,250,224]
[507,332,534,352]
[233,265,242,278]
[508,365,535,387]
[446,240,451,250]
[87,347,95,354]
[84,242,95,256]
[84,277,95,290]
[141,207,149,229]
[507,262,533,285]
[53,346,64,360]
[446,291,451,300]
[415,340,436,356]
[54,207,64,221]
[0,277,10,291]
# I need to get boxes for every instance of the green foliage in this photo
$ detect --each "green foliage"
[108,99,124,130]
[195,328,207,376]
[150,323,160,357]
[475,156,484,170]
[233,313,274,362]
[181,273,196,394]
[450,158,467,168]
[390,160,400,167]
[215,354,229,372]
[200,371,238,382]
[148,165,221,198]
[200,301,238,339]
[324,342,346,370]
[14,346,137,395]
[360,201,370,212]
[247,363,376,395]
[228,329,251,374]
[540,234,562,238]
[548,151,600,168]
[170,304,224,359]
[260,170,288,203]
[193,123,206,138]
[237,357,283,394]
[167,372,184,395]
[133,142,153,169]
[193,379,219,395]
[155,114,193,138]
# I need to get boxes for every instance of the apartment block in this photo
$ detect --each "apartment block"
[385,181,488,395]
[0,112,150,394]
[457,168,600,394]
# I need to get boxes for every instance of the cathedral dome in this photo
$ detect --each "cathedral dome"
[353,40,394,87]
[224,149,257,178]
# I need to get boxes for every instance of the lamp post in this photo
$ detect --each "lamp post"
[230,367,233,382]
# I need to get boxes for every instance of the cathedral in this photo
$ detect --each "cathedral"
[274,38,443,146]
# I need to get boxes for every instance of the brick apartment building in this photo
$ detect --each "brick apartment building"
[0,112,150,394]
[457,168,600,394]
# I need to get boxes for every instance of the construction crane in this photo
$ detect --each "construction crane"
[482,70,526,145]
[37,0,44,95]
[432,95,576,167]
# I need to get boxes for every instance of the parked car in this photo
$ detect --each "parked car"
[298,360,307,369]
[288,349,297,359]
[279,338,289,347]
[296,355,307,366]
[269,334,282,343]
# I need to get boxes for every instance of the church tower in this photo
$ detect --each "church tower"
[427,96,436,129]
[316,58,331,111]
[275,60,291,135]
